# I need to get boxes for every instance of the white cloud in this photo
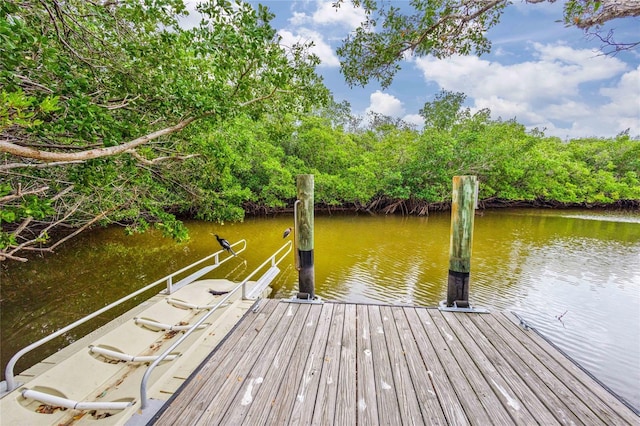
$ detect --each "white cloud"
[599,66,640,134]
[532,42,625,81]
[278,29,340,67]
[366,91,405,116]
[403,114,424,128]
[289,11,311,27]
[311,0,365,29]
[279,1,363,68]
[472,96,547,124]
[412,42,637,137]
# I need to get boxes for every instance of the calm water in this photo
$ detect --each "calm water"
[1,209,639,410]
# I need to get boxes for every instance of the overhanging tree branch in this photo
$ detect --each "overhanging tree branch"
[0,186,49,203]
[2,88,285,165]
[126,150,200,165]
[0,116,198,162]
[574,0,640,28]
[337,0,638,87]
[411,0,506,52]
[1,0,327,262]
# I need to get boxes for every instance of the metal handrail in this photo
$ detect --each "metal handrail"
[3,240,246,393]
[166,240,246,293]
[139,240,292,409]
[242,240,292,299]
[293,199,301,270]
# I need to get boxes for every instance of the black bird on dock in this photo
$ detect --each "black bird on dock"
[215,234,236,256]
[282,227,292,239]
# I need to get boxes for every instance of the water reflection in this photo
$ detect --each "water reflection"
[1,209,639,410]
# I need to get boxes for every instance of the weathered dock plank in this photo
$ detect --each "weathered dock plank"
[402,307,468,425]
[439,310,540,425]
[288,302,335,425]
[223,302,309,424]
[413,308,492,426]
[379,305,429,425]
[388,306,451,425]
[335,303,357,425]
[311,302,344,425]
[368,304,402,425]
[355,303,378,424]
[492,312,637,425]
[197,301,299,424]
[469,312,586,425]
[264,303,324,426]
[451,311,562,425]
[157,298,281,425]
[150,300,639,425]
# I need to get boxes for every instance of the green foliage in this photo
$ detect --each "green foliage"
[1,0,328,260]
[1,1,637,261]
[270,106,639,208]
[563,0,601,26]
[420,90,470,131]
[336,0,506,87]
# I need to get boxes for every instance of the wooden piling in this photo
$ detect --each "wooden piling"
[296,174,315,299]
[446,176,477,307]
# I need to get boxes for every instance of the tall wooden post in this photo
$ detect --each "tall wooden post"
[446,176,477,307]
[296,174,315,299]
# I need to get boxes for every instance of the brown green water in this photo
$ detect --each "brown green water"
[1,208,639,410]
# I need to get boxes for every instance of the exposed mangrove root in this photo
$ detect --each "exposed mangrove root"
[244,197,639,218]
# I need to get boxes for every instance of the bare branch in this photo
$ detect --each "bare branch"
[575,0,640,29]
[240,88,281,107]
[19,142,103,150]
[1,186,76,262]
[13,74,55,94]
[11,216,33,239]
[0,186,49,203]
[44,204,117,252]
[4,191,85,259]
[126,150,200,165]
[0,160,85,171]
[589,28,640,54]
[0,252,28,262]
[412,0,506,51]
[51,185,76,201]
[100,94,142,110]
[0,116,198,162]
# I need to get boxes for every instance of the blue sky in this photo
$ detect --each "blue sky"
[187,1,640,139]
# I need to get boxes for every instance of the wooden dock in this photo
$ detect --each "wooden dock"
[149,299,638,425]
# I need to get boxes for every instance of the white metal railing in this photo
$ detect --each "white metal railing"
[2,240,246,393]
[242,240,292,299]
[139,240,292,409]
[165,240,247,294]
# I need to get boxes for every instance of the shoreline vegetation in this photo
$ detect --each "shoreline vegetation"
[3,117,640,263]
[2,2,639,262]
[3,112,639,263]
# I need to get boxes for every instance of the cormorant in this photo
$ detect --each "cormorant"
[282,227,292,239]
[215,234,236,256]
